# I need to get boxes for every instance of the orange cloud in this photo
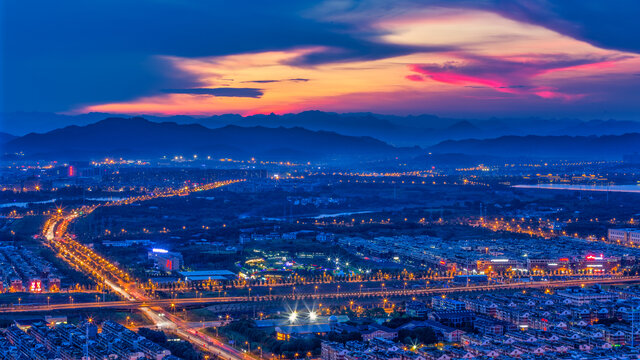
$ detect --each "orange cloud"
[79,9,640,115]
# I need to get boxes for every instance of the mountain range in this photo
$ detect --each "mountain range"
[2,114,640,161]
[4,111,640,147]
[430,134,640,159]
[0,132,16,145]
[2,117,418,162]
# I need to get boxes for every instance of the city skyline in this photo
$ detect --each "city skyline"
[4,2,640,360]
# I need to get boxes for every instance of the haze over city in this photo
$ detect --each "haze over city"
[2,1,640,360]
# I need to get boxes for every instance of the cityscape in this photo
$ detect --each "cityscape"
[3,1,640,359]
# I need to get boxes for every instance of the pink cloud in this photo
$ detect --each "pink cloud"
[533,88,584,101]
[407,63,516,95]
[405,74,425,82]
[539,60,619,75]
[405,54,622,100]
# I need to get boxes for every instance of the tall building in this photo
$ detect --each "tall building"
[148,248,183,272]
[608,228,640,246]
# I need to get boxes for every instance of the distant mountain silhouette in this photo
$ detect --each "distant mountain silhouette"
[5,111,640,147]
[4,117,419,161]
[429,133,640,159]
[0,132,16,145]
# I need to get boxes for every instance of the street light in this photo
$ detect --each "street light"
[289,311,298,323]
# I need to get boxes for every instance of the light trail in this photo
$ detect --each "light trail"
[513,184,640,193]
[7,275,640,313]
[38,179,245,359]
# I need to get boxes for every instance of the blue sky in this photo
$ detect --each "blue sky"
[2,0,640,122]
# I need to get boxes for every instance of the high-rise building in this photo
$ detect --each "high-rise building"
[148,248,183,272]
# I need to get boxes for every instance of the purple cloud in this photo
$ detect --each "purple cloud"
[163,88,263,98]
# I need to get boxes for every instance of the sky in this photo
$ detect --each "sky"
[2,0,640,121]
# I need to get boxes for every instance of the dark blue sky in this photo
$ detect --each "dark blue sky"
[2,0,639,125]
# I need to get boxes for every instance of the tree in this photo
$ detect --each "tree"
[326,331,362,344]
[397,327,437,345]
[138,328,201,360]
[384,316,415,329]
[138,328,167,343]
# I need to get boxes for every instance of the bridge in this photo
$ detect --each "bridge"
[5,275,640,313]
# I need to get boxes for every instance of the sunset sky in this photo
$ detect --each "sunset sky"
[2,0,640,119]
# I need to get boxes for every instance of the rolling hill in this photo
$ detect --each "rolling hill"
[429,133,640,159]
[4,117,419,161]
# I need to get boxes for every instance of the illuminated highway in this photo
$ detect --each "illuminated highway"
[28,177,640,360]
[39,180,246,360]
[7,275,640,313]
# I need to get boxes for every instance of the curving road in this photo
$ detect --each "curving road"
[28,178,640,360]
[38,180,247,360]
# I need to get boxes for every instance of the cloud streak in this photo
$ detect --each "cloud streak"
[407,54,628,100]
[241,78,310,84]
[163,88,264,98]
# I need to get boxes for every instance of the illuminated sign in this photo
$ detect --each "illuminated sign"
[29,280,42,293]
[152,248,169,253]
[490,259,509,263]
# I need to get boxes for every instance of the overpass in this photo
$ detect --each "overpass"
[5,275,640,313]
[32,180,249,360]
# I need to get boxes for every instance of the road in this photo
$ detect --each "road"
[27,178,640,360]
[7,275,640,313]
[39,180,247,360]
